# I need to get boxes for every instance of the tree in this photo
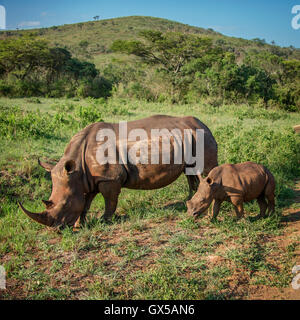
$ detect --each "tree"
[93,16,100,21]
[112,30,216,75]
[111,30,221,98]
[0,35,101,98]
[252,38,266,46]
[64,58,98,81]
[0,36,51,79]
[46,47,72,84]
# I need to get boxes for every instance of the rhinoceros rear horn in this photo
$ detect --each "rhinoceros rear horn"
[42,200,54,209]
[38,159,55,172]
[18,202,55,227]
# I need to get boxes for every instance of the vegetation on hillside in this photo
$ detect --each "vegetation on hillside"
[111,30,300,110]
[1,16,299,60]
[0,17,299,111]
[0,36,111,98]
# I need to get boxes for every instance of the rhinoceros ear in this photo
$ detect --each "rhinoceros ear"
[206,177,214,185]
[38,159,55,172]
[64,160,76,174]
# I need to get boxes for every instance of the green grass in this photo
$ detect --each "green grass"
[0,97,299,300]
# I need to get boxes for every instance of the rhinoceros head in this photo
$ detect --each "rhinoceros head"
[186,176,216,216]
[19,158,86,228]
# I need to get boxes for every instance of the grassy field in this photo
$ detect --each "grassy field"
[0,97,300,299]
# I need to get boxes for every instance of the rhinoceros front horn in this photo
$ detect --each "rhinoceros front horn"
[18,202,55,227]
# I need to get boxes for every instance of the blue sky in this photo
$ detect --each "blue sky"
[1,0,300,48]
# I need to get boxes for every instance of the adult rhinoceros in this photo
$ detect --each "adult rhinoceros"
[19,115,218,229]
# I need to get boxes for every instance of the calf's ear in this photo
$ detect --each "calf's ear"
[206,177,214,185]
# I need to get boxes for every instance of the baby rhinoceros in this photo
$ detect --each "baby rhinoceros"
[186,162,275,220]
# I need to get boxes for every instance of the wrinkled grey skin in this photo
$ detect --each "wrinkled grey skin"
[19,115,218,229]
[187,162,276,220]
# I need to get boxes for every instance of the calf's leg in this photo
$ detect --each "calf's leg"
[257,195,268,218]
[265,178,275,216]
[266,196,275,216]
[231,197,244,219]
[211,199,222,220]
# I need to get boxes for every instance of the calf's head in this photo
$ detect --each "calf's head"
[186,176,217,217]
[19,159,86,228]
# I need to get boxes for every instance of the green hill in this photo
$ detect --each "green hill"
[1,16,300,69]
[0,16,299,110]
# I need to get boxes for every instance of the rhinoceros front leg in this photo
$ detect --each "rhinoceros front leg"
[186,175,199,200]
[98,182,121,221]
[73,192,98,231]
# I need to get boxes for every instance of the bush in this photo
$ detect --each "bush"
[0,105,58,139]
[0,103,103,139]
[0,36,107,99]
[273,85,300,112]
[74,105,103,127]
[75,77,112,99]
[0,80,13,96]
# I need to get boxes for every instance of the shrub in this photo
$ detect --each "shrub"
[0,105,58,139]
[0,103,103,139]
[74,105,103,127]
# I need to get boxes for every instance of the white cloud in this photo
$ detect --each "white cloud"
[18,21,41,27]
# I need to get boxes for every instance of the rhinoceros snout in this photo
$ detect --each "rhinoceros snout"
[186,200,197,216]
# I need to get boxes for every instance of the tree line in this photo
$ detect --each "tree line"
[110,30,300,111]
[0,36,111,98]
[0,32,299,111]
